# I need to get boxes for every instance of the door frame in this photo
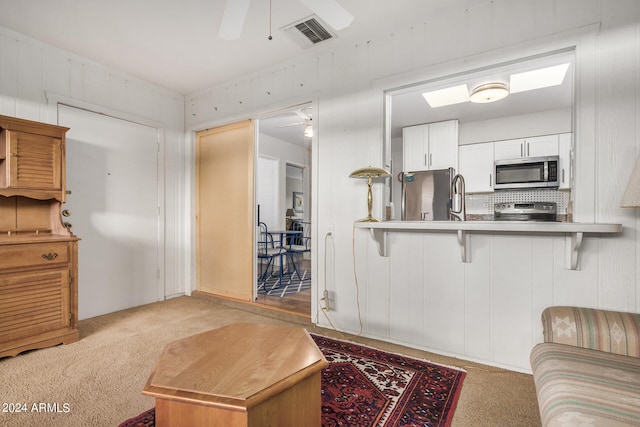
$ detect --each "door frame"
[46,92,166,302]
[253,103,314,303]
[186,99,318,310]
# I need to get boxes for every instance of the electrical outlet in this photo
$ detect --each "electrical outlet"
[321,289,331,311]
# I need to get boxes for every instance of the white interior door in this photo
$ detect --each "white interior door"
[58,105,162,320]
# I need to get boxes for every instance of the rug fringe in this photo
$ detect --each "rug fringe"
[310,333,468,373]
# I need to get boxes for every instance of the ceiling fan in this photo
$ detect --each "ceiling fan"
[219,0,354,40]
[277,108,313,137]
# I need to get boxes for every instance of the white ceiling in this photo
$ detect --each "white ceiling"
[0,1,573,143]
[0,0,465,95]
[389,50,575,138]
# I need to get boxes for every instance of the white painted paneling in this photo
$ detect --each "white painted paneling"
[363,234,390,338]
[464,234,492,361]
[0,35,18,115]
[16,38,42,120]
[82,63,111,108]
[423,234,465,354]
[388,233,422,343]
[491,236,534,368]
[0,25,185,305]
[42,51,70,97]
[183,1,640,372]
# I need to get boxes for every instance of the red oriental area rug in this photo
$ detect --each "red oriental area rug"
[119,334,466,427]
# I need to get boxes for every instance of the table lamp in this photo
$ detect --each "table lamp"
[349,166,391,222]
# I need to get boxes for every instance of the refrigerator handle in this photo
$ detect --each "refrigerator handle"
[399,172,406,220]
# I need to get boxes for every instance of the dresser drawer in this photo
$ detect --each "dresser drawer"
[0,242,69,270]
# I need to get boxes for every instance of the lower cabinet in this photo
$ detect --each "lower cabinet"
[0,239,79,358]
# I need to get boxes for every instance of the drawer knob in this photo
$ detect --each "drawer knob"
[42,253,58,261]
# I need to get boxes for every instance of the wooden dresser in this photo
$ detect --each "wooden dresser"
[0,115,79,358]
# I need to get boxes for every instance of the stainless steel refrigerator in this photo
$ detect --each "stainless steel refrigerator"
[401,168,453,220]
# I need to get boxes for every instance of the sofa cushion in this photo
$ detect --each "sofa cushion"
[542,306,640,357]
[531,342,640,427]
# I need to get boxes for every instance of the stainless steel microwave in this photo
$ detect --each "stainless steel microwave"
[494,155,559,190]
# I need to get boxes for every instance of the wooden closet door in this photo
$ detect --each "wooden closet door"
[196,121,254,300]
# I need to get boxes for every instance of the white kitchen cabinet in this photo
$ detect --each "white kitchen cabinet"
[460,133,572,192]
[459,142,494,193]
[402,125,427,172]
[493,138,525,160]
[558,133,572,190]
[494,134,559,160]
[403,120,458,172]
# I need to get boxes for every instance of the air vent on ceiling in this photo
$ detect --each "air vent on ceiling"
[282,15,336,48]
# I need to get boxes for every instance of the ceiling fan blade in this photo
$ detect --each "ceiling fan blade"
[219,0,251,40]
[277,121,306,128]
[300,0,354,30]
[293,109,311,120]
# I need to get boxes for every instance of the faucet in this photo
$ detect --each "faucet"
[450,174,466,221]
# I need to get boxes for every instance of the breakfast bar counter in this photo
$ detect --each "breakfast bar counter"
[356,220,622,270]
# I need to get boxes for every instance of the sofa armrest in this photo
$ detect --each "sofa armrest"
[541,306,640,357]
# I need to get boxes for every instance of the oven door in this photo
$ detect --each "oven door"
[494,156,559,190]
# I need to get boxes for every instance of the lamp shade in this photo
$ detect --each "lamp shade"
[285,208,296,217]
[349,166,391,179]
[621,155,640,207]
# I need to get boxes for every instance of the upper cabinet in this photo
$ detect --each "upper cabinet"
[494,134,559,160]
[558,133,572,190]
[403,120,458,172]
[459,142,494,193]
[459,133,573,193]
[0,116,69,201]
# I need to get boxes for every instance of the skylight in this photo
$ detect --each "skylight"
[421,84,469,108]
[421,62,571,108]
[509,63,570,93]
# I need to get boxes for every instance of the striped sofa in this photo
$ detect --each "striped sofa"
[530,306,640,427]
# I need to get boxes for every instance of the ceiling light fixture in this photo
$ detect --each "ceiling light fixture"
[304,123,313,138]
[469,83,509,104]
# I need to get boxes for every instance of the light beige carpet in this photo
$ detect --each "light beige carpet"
[0,295,541,427]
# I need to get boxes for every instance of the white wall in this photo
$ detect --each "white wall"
[0,26,186,299]
[258,133,307,230]
[182,0,639,372]
[459,108,573,145]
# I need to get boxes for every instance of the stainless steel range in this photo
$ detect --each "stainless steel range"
[494,202,557,221]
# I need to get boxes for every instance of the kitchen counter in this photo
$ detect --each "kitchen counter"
[355,220,622,270]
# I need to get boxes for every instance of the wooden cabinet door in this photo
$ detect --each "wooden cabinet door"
[6,130,62,191]
[0,268,70,344]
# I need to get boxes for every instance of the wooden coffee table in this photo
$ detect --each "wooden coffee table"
[142,322,328,427]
